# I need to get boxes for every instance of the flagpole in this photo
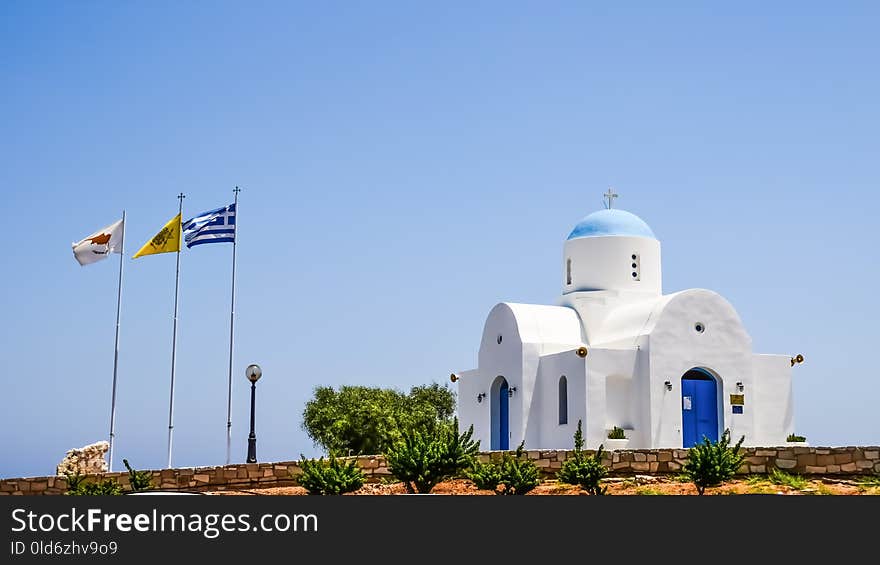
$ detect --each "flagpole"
[226,187,240,465]
[108,210,126,473]
[167,193,185,469]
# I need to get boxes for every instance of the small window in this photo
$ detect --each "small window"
[695,322,705,334]
[631,253,640,281]
[566,258,572,285]
[497,334,503,344]
[558,376,568,425]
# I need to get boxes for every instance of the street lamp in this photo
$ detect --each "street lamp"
[245,364,262,463]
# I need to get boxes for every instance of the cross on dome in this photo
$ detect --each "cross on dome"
[604,188,619,209]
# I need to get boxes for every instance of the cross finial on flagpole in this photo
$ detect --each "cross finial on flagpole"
[604,187,619,209]
[233,186,241,196]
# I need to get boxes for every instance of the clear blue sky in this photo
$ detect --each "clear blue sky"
[2,1,878,478]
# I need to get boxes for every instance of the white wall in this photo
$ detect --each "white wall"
[647,289,756,448]
[752,354,795,446]
[563,235,662,296]
[531,351,586,449]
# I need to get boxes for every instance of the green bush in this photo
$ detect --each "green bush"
[297,453,365,495]
[556,420,608,495]
[65,473,122,496]
[682,429,746,495]
[384,418,479,493]
[768,467,808,490]
[786,434,807,442]
[607,426,626,440]
[122,459,154,493]
[302,383,456,456]
[468,442,539,495]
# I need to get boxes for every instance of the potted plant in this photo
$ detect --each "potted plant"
[605,426,630,451]
[784,433,808,447]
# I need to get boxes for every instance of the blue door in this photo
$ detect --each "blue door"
[499,381,509,450]
[682,369,719,448]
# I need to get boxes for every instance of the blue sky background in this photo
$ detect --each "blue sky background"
[2,1,878,478]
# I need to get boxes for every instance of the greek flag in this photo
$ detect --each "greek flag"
[183,203,236,248]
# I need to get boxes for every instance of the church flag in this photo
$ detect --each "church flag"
[132,213,182,259]
[72,218,125,266]
[182,203,236,248]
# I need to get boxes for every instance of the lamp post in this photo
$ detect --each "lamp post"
[245,364,262,463]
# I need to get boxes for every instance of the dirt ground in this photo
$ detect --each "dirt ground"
[206,475,880,496]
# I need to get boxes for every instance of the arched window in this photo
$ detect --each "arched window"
[566,259,572,285]
[558,376,568,425]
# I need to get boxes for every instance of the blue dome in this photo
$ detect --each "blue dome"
[567,209,656,240]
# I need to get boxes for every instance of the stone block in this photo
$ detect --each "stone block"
[631,462,650,472]
[840,462,858,473]
[746,456,765,465]
[804,466,826,474]
[647,454,657,462]
[534,459,550,468]
[224,470,238,479]
[668,462,681,471]
[816,455,835,466]
[856,460,874,469]
[612,453,620,463]
[865,451,879,460]
[633,453,647,462]
[557,452,567,463]
[612,462,630,470]
[373,467,392,475]
[815,449,831,455]
[826,465,840,473]
[755,450,777,457]
[263,469,273,478]
[658,452,673,462]
[247,470,261,479]
[549,462,562,469]
[793,447,811,455]
[797,454,817,467]
[750,465,766,474]
[649,462,660,472]
[194,474,210,483]
[527,451,541,460]
[834,454,852,464]
[775,459,797,470]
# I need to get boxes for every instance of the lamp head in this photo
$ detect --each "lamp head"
[246,364,262,383]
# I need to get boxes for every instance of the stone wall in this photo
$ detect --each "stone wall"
[2,446,877,495]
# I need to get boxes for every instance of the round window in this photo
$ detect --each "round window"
[695,322,706,334]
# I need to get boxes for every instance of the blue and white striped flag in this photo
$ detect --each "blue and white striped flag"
[182,203,236,248]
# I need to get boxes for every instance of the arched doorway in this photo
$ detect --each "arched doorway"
[490,376,510,450]
[681,368,719,448]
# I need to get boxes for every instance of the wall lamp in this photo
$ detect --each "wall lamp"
[664,381,672,391]
[477,392,486,403]
[790,354,805,367]
[508,386,517,398]
[450,373,460,383]
[736,381,744,392]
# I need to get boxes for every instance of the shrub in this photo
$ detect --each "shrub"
[65,473,122,496]
[123,459,154,493]
[384,418,479,493]
[297,453,365,495]
[607,426,626,440]
[786,434,807,442]
[467,460,502,492]
[683,429,746,495]
[556,420,608,495]
[468,442,539,495]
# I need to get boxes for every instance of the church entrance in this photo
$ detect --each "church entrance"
[681,368,719,448]
[491,376,510,450]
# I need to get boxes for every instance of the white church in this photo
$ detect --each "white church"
[454,194,800,451]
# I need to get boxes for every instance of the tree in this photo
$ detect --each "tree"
[301,383,456,456]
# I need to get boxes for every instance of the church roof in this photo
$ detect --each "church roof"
[567,209,656,240]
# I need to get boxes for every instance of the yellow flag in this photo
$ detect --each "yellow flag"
[132,213,182,259]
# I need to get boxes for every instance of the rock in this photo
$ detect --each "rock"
[56,441,109,476]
